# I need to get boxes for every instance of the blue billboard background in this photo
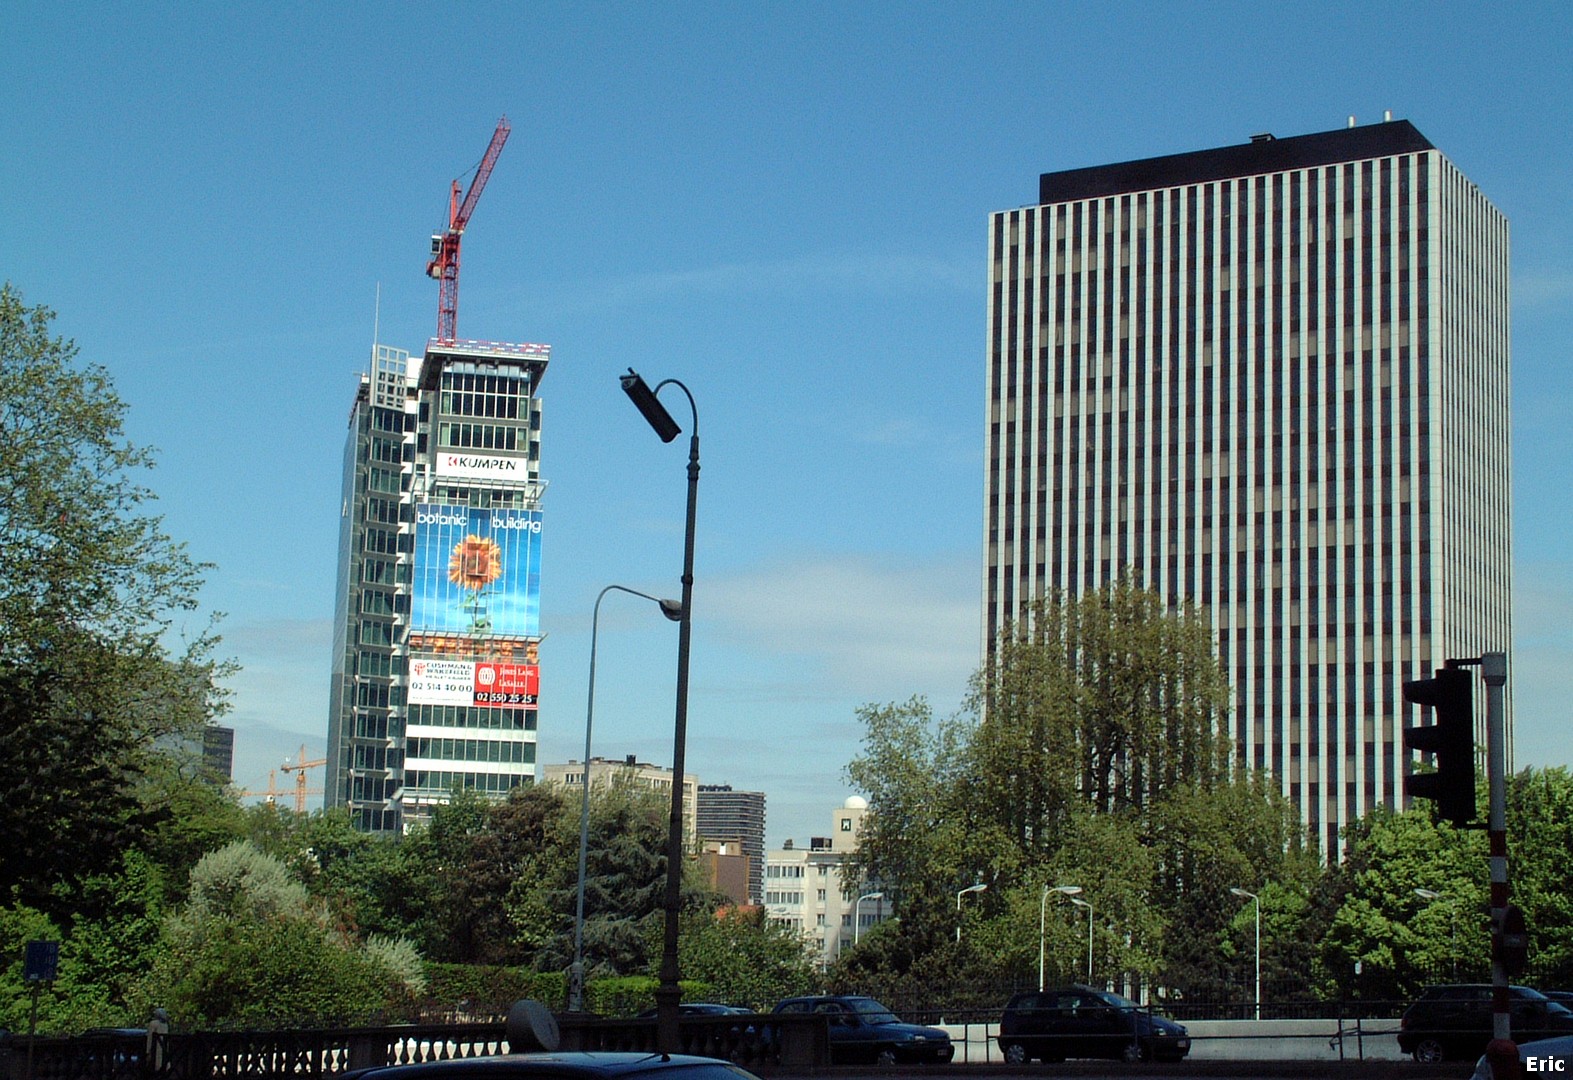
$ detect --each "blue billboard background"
[411,504,542,638]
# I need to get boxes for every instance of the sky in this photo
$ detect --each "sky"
[3,2,1570,848]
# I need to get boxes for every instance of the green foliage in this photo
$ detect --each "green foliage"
[135,760,248,905]
[972,578,1233,824]
[132,913,405,1028]
[842,578,1284,998]
[1315,806,1487,998]
[675,906,818,1010]
[399,785,566,964]
[130,841,424,1028]
[0,904,119,1034]
[1507,766,1573,980]
[842,697,975,952]
[422,964,565,1016]
[0,283,229,918]
[582,976,714,1018]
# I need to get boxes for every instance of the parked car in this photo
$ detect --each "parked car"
[1469,1033,1573,1080]
[1399,984,1573,1062]
[344,1053,760,1080]
[635,1004,751,1018]
[769,995,953,1065]
[996,986,1190,1064]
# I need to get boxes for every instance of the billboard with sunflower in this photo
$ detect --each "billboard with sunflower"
[411,503,542,638]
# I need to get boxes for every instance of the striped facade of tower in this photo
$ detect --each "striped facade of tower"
[984,121,1511,852]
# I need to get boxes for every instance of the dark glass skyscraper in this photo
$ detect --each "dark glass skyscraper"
[326,338,550,832]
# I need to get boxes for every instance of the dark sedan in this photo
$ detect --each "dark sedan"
[770,995,953,1065]
[997,986,1190,1063]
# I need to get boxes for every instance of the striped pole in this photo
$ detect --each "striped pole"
[1481,652,1512,1061]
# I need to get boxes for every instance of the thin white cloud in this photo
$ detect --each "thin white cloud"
[1515,272,1573,308]
[700,552,982,706]
[1510,562,1573,770]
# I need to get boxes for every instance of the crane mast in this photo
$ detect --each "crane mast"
[426,116,511,343]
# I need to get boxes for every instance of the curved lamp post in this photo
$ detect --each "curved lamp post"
[568,585,681,1013]
[1070,897,1094,981]
[955,882,987,943]
[1041,885,1083,991]
[620,368,698,1054]
[854,891,884,945]
[1230,887,1261,1019]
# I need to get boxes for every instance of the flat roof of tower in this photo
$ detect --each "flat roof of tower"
[420,338,551,391]
[1038,119,1435,205]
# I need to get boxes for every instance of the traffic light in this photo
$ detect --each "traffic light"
[1402,666,1476,826]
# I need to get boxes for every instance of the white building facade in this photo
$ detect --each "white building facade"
[985,120,1511,851]
[763,797,889,965]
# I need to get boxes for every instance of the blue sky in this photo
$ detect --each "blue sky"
[4,2,1569,846]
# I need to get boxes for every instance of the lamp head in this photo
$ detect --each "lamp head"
[1230,887,1257,900]
[657,598,684,621]
[621,369,682,443]
[1414,888,1442,901]
[1051,884,1083,896]
[963,882,987,895]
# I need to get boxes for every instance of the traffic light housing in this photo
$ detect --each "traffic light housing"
[1402,666,1476,826]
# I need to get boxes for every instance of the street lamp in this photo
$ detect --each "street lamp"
[1040,885,1082,991]
[854,891,884,945]
[955,882,987,942]
[620,368,699,1055]
[1414,887,1458,979]
[569,585,682,1013]
[1071,897,1093,982]
[1230,887,1261,1020]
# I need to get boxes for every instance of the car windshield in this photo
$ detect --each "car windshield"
[848,999,900,1024]
[1548,1002,1573,1019]
[1093,991,1140,1011]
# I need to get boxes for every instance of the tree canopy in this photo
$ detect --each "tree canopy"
[0,283,228,917]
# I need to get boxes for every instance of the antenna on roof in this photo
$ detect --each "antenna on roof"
[371,282,382,355]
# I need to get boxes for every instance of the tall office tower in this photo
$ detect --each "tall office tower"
[326,338,550,832]
[696,784,767,904]
[984,120,1511,851]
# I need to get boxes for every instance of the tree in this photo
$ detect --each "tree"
[1506,767,1573,981]
[676,906,817,1009]
[1315,807,1487,999]
[971,577,1234,830]
[131,841,423,1027]
[841,578,1319,1001]
[842,697,978,953]
[0,283,227,916]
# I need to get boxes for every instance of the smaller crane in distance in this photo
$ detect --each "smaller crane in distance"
[426,116,511,343]
[280,744,326,815]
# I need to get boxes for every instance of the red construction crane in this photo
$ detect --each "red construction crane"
[426,116,511,343]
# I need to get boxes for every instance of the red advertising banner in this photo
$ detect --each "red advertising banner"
[474,662,539,708]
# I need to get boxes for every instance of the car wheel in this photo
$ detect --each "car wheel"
[1120,1042,1144,1063]
[875,1048,898,1067]
[1002,1042,1027,1065]
[1411,1038,1446,1064]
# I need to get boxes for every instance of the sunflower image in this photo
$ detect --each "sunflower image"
[448,534,504,632]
